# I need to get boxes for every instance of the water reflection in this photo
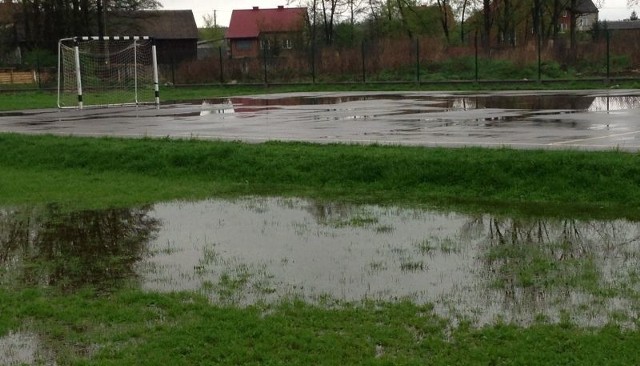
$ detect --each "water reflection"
[0,331,54,366]
[146,198,640,326]
[201,94,640,115]
[588,96,640,112]
[0,205,159,291]
[479,217,640,323]
[2,198,640,326]
[200,100,234,116]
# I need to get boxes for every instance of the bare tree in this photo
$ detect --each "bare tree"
[347,0,367,40]
[18,0,160,49]
[320,0,341,44]
[434,0,451,42]
[458,0,480,43]
[568,0,578,49]
[548,0,564,40]
[482,0,492,49]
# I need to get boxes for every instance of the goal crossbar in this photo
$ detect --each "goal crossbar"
[57,36,160,109]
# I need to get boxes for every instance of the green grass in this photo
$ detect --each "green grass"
[1,133,639,218]
[2,288,640,365]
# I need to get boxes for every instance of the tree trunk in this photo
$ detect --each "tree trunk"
[96,0,104,38]
[483,0,492,49]
[460,0,468,44]
[436,0,450,43]
[569,0,577,50]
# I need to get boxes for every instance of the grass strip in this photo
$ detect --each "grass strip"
[1,288,639,365]
[0,133,639,217]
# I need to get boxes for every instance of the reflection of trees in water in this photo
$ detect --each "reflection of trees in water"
[0,205,160,292]
[449,95,597,111]
[481,216,640,310]
[588,96,640,112]
[451,95,638,112]
[0,209,31,263]
[304,201,358,225]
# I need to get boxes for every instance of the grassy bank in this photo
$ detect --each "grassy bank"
[1,133,640,218]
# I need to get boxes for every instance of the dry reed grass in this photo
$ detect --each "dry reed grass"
[168,34,638,84]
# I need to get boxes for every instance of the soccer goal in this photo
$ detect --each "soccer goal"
[57,36,159,109]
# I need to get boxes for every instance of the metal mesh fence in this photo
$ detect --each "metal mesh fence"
[1,30,639,90]
[147,30,640,86]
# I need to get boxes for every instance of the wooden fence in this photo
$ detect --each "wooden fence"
[0,69,35,84]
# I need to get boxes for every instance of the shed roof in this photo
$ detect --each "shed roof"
[109,10,198,39]
[226,6,307,39]
[573,0,598,14]
[606,20,640,30]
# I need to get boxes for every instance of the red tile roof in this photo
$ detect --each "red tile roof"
[0,1,20,24]
[226,6,307,39]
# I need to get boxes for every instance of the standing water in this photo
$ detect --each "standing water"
[2,198,640,327]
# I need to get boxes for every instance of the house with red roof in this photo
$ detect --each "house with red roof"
[558,0,598,33]
[225,6,307,58]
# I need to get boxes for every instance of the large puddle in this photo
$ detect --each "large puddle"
[194,93,640,140]
[2,198,640,327]
[3,92,640,150]
[199,93,640,116]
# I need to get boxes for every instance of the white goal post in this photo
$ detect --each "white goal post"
[57,36,160,109]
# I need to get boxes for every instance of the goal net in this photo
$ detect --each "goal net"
[57,36,159,109]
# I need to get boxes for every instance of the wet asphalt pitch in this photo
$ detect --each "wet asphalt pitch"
[1,89,640,150]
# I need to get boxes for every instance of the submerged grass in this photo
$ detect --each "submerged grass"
[1,133,639,218]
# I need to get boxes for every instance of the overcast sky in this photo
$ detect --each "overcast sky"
[159,0,640,28]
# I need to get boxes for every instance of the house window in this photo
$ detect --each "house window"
[282,39,293,49]
[236,40,251,50]
[578,17,589,29]
[260,39,271,50]
[560,22,567,32]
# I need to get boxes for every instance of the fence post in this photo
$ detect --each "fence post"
[474,31,479,82]
[416,38,420,85]
[170,55,176,86]
[218,47,224,84]
[537,17,542,82]
[606,29,610,83]
[311,5,317,84]
[537,39,541,82]
[360,41,367,84]
[361,41,366,83]
[312,42,316,84]
[37,53,42,89]
[263,43,268,85]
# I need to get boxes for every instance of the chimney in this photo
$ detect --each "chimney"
[277,5,284,9]
[252,6,258,10]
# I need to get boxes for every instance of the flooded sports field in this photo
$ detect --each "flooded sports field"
[2,91,640,363]
[1,90,640,150]
[3,197,640,328]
